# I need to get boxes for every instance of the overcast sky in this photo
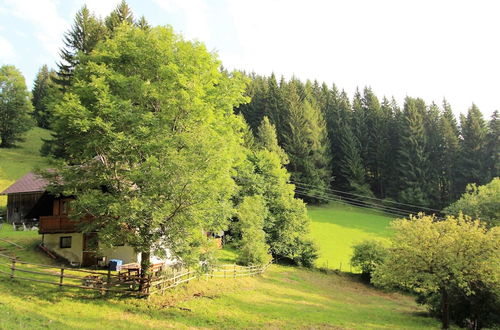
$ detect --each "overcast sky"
[1,0,498,117]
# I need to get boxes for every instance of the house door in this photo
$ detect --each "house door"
[82,233,97,267]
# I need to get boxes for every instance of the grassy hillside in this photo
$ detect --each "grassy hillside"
[309,202,395,270]
[0,226,439,329]
[0,127,51,208]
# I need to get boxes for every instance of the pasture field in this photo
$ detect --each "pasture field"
[0,226,440,329]
[0,127,51,209]
[308,202,395,270]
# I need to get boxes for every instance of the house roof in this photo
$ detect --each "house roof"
[0,172,48,195]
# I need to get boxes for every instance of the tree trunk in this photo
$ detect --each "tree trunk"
[139,251,151,294]
[441,287,450,329]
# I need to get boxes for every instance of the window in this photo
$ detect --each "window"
[60,236,72,249]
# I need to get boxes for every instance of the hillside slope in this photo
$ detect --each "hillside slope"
[309,202,394,270]
[0,227,439,329]
[0,127,51,209]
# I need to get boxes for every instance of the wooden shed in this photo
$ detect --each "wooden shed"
[0,172,50,224]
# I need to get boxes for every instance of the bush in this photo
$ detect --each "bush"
[444,178,499,227]
[291,238,318,268]
[350,240,387,282]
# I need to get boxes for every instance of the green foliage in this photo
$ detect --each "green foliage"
[457,104,490,191]
[55,5,106,88]
[350,240,387,281]
[444,178,500,226]
[0,65,34,147]
[397,97,429,206]
[45,24,248,270]
[234,195,272,265]
[372,214,500,329]
[281,81,331,203]
[0,225,440,330]
[256,116,288,164]
[105,0,135,34]
[31,65,62,128]
[234,121,317,267]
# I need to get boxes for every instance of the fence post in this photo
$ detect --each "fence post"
[10,258,16,279]
[59,268,64,289]
[106,268,111,295]
[339,262,342,272]
[233,265,236,278]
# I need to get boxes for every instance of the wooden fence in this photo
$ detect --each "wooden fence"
[0,253,271,297]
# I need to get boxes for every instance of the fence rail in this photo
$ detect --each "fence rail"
[0,253,271,297]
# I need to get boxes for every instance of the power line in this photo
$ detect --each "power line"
[290,180,443,213]
[294,187,444,220]
[294,188,411,219]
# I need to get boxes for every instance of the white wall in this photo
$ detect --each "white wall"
[43,233,83,264]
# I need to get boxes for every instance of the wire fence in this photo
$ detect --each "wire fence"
[0,253,271,297]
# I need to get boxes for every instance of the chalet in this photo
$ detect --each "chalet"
[1,172,174,268]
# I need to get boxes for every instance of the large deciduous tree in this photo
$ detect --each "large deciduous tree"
[0,65,34,147]
[46,25,248,277]
[372,214,500,329]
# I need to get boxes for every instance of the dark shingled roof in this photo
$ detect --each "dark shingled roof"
[1,172,48,195]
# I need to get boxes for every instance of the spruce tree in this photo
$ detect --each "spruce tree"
[457,104,489,192]
[281,80,331,203]
[31,65,61,128]
[424,102,443,208]
[264,74,286,142]
[236,74,267,131]
[135,16,150,30]
[338,121,372,196]
[397,97,429,206]
[256,116,288,164]
[105,0,135,33]
[439,100,460,204]
[55,5,106,88]
[486,110,499,179]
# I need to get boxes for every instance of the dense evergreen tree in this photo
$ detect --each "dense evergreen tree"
[31,65,61,128]
[235,73,495,211]
[0,65,34,147]
[256,116,288,164]
[397,97,429,206]
[457,104,489,192]
[55,5,106,88]
[424,102,443,208]
[486,110,499,179]
[281,80,331,203]
[439,100,460,204]
[105,0,135,33]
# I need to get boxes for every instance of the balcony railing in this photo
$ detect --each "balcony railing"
[39,215,79,234]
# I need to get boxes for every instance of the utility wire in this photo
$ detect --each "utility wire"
[294,187,444,220]
[296,188,423,215]
[294,188,410,218]
[290,180,443,213]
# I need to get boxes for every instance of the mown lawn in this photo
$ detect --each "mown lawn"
[0,127,51,209]
[0,226,440,329]
[309,202,395,270]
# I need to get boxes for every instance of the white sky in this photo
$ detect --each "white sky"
[1,0,498,116]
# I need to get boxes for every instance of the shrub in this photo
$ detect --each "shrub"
[444,178,499,227]
[350,240,387,281]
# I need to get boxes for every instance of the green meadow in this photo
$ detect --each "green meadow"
[0,127,51,209]
[0,226,439,329]
[309,202,395,270]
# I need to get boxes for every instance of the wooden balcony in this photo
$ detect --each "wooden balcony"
[39,215,79,234]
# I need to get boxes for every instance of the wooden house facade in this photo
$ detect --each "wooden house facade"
[1,172,175,268]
